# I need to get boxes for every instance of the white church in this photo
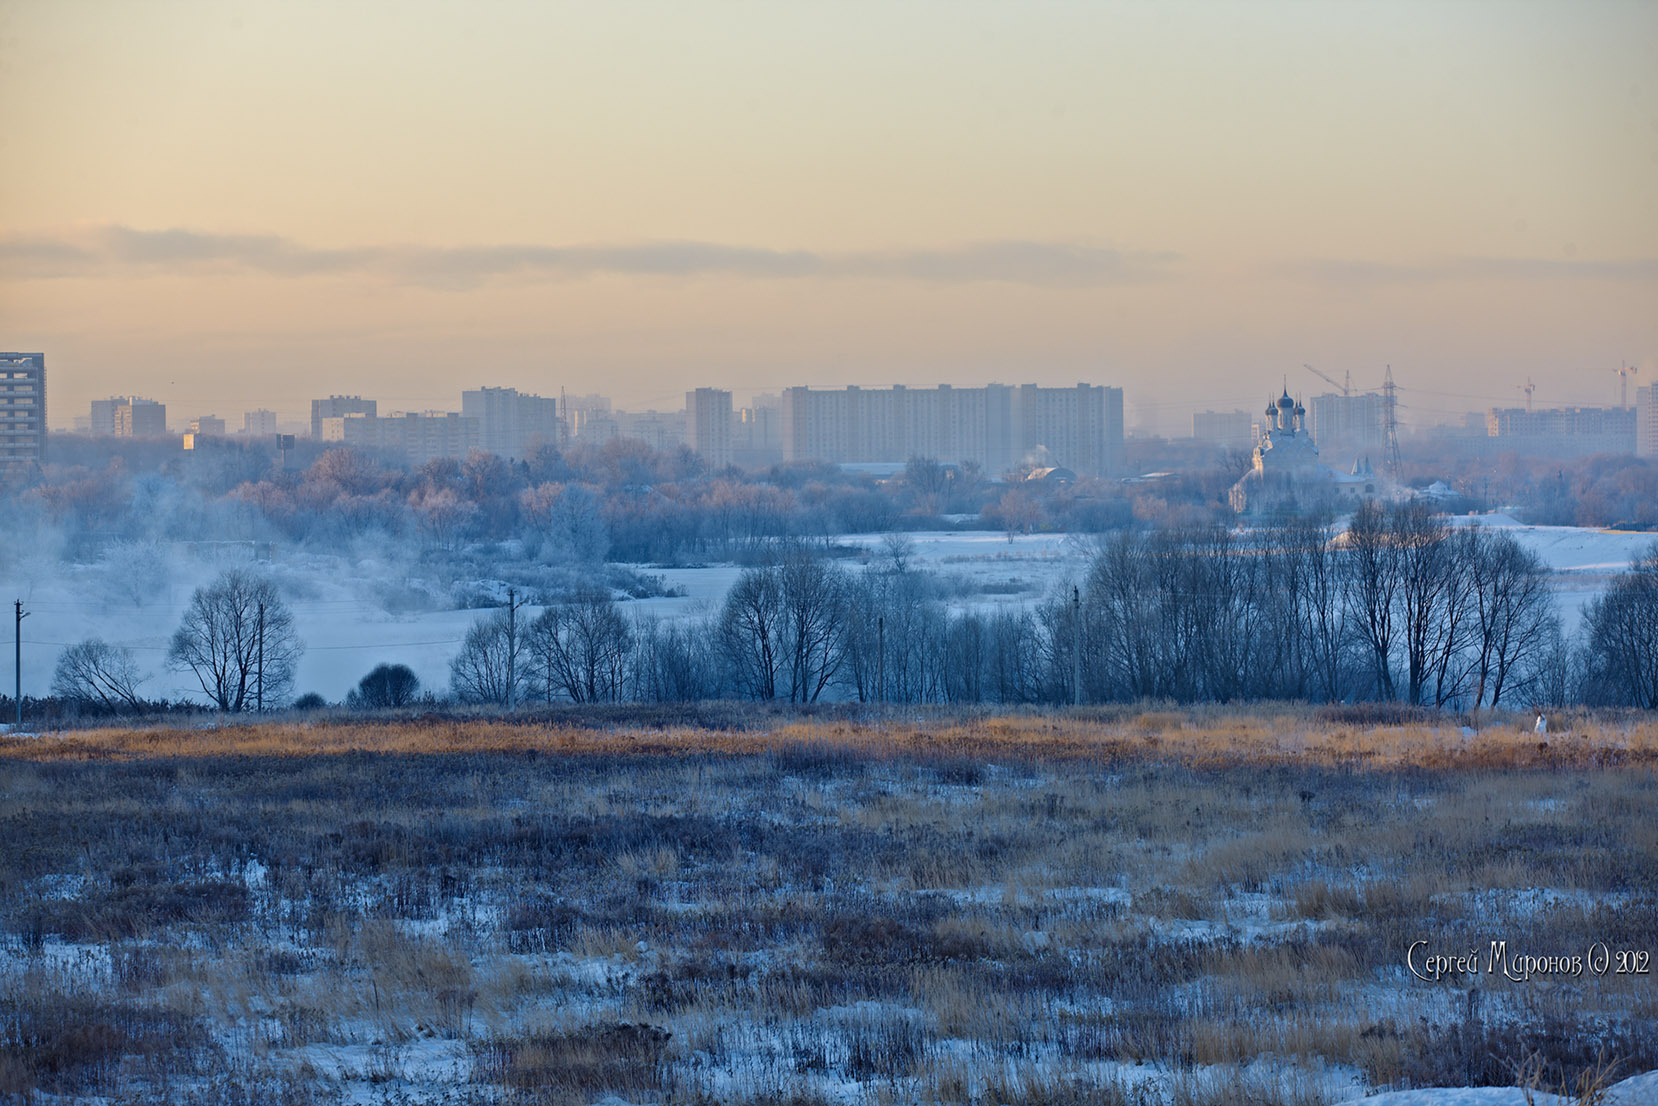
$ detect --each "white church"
[1229,388,1394,513]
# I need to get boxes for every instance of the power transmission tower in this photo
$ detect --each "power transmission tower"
[13,600,26,730]
[1381,366,1402,478]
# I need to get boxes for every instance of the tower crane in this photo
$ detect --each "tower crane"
[1303,364,1351,397]
[1615,363,1639,408]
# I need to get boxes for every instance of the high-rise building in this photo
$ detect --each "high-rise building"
[188,415,226,437]
[243,409,279,436]
[310,395,376,439]
[0,352,46,479]
[1192,410,1254,451]
[1634,385,1656,459]
[461,386,562,459]
[1485,406,1636,457]
[734,393,783,468]
[617,410,686,454]
[99,396,166,437]
[1308,392,1387,462]
[779,382,1124,477]
[685,388,733,469]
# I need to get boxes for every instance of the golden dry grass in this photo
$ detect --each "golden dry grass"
[4,708,1657,769]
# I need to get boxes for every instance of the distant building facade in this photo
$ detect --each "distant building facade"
[243,409,279,436]
[1192,409,1254,451]
[778,382,1124,477]
[685,387,734,469]
[1485,406,1636,457]
[0,352,46,479]
[321,410,481,466]
[1308,392,1386,462]
[90,395,166,437]
[616,410,686,454]
[461,386,562,459]
[735,393,783,468]
[188,415,226,437]
[310,395,376,440]
[1638,385,1658,459]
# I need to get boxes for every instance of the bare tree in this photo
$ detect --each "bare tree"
[449,605,524,706]
[52,639,148,712]
[778,551,850,703]
[1579,543,1658,709]
[524,590,632,703]
[1467,530,1558,708]
[718,566,784,699]
[167,570,301,712]
[1344,500,1401,700]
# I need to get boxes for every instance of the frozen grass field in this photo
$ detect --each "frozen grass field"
[3,709,1655,1104]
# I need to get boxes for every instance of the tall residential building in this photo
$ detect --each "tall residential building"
[1485,406,1636,457]
[243,409,279,436]
[188,415,226,437]
[1635,385,1657,459]
[1014,384,1124,476]
[90,396,164,434]
[735,393,783,468]
[1192,410,1254,451]
[779,382,1123,477]
[310,395,376,439]
[685,388,734,469]
[97,396,166,437]
[0,353,46,478]
[1308,392,1387,462]
[461,386,562,459]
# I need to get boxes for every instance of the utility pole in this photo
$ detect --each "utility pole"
[1072,586,1082,708]
[877,615,885,703]
[505,587,517,709]
[256,601,266,713]
[13,600,26,730]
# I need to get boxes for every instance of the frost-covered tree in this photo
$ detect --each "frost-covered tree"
[167,570,301,712]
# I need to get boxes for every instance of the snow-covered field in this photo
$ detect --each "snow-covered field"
[3,719,1654,1104]
[2,518,1653,706]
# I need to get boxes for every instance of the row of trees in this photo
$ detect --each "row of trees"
[45,511,1658,714]
[446,505,1646,711]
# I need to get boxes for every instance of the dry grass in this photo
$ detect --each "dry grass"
[4,706,1657,770]
[1,709,1655,1104]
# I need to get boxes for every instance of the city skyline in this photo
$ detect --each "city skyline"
[2,1,1655,433]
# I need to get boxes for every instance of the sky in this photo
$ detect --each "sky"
[1,0,1654,435]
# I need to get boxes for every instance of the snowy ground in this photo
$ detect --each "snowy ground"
[2,518,1652,706]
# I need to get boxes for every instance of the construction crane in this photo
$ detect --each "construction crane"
[1615,363,1639,408]
[1303,364,1351,397]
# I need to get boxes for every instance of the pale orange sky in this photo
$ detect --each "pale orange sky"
[1,0,1654,433]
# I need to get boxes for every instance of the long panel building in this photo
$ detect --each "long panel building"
[779,383,1123,477]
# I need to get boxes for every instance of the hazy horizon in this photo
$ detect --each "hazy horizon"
[3,0,1654,435]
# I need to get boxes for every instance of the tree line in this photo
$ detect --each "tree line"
[42,504,1658,716]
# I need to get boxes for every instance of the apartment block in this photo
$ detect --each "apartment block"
[1486,406,1636,457]
[461,386,562,459]
[243,409,279,436]
[685,387,734,469]
[310,395,376,440]
[321,410,481,466]
[778,382,1124,477]
[1192,409,1254,451]
[1636,385,1657,459]
[1308,392,1387,462]
[0,352,45,478]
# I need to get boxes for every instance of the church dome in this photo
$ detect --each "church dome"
[1277,391,1295,411]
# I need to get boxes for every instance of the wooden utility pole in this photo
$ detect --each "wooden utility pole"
[13,600,26,729]
[256,601,266,713]
[505,587,517,709]
[1072,586,1082,708]
[877,615,885,703]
